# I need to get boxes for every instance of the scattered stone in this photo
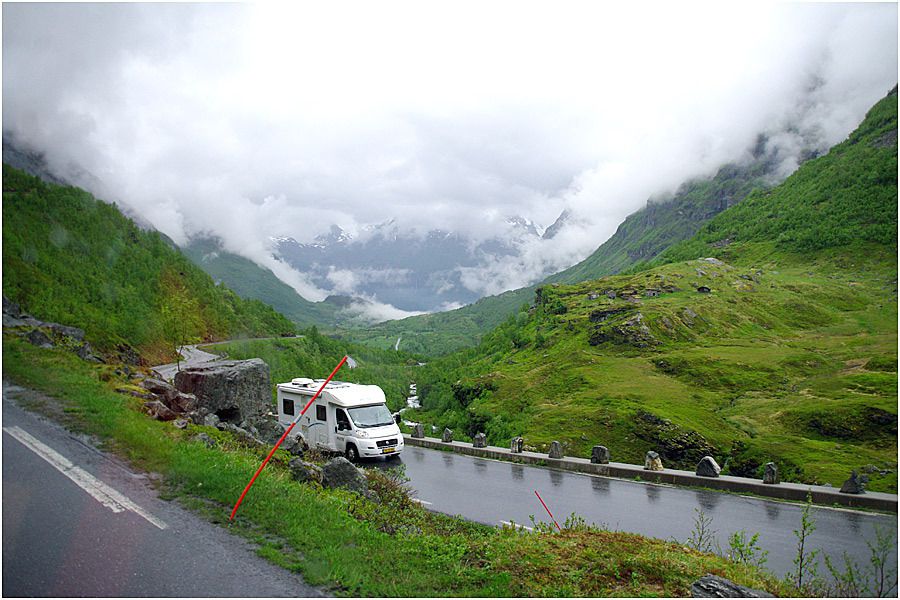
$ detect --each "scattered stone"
[25,328,54,349]
[696,456,722,478]
[289,457,323,484]
[170,392,198,414]
[224,423,260,446]
[252,417,285,445]
[143,400,178,421]
[548,441,563,459]
[588,293,599,300]
[644,451,664,471]
[840,471,868,494]
[115,387,155,400]
[763,462,779,484]
[174,359,271,423]
[203,413,221,428]
[696,269,707,277]
[3,295,22,318]
[605,290,616,299]
[510,436,524,453]
[700,257,724,265]
[283,436,306,456]
[591,445,610,464]
[76,342,101,362]
[862,464,879,474]
[441,428,453,443]
[473,432,486,448]
[45,323,85,341]
[697,286,712,294]
[173,418,189,430]
[191,432,216,448]
[411,423,424,438]
[691,574,773,598]
[321,457,368,494]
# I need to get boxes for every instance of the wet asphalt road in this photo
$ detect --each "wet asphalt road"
[2,384,321,597]
[385,445,897,582]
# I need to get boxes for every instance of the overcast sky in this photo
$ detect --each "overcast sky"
[3,1,897,311]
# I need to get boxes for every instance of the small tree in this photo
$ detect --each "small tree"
[161,290,203,371]
[791,494,821,593]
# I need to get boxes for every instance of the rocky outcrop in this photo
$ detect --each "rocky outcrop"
[691,575,773,598]
[3,296,101,362]
[174,359,271,423]
[321,457,368,494]
[588,311,658,348]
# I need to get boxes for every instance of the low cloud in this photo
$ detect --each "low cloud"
[3,2,897,311]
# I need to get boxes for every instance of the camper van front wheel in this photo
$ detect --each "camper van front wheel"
[345,444,360,463]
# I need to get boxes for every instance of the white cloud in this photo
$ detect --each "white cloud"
[3,1,897,308]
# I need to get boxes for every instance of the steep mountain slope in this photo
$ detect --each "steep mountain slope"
[407,88,898,491]
[343,148,786,355]
[2,165,295,362]
[182,237,339,327]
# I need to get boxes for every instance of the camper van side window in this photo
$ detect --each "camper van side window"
[316,405,327,421]
[283,398,295,415]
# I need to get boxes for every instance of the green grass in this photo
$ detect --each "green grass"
[3,336,790,597]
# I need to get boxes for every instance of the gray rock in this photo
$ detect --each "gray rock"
[143,400,178,421]
[173,418,189,430]
[3,295,22,318]
[191,432,216,448]
[321,457,368,494]
[691,575,773,598]
[224,423,260,446]
[170,392,198,414]
[441,428,453,443]
[142,377,177,397]
[174,359,271,423]
[25,328,54,348]
[45,322,85,341]
[763,462,779,484]
[840,471,867,494]
[411,423,424,438]
[696,456,721,478]
[76,342,101,362]
[510,436,524,453]
[591,445,610,464]
[253,416,285,445]
[644,451,664,471]
[473,433,486,448]
[282,436,307,456]
[203,413,221,428]
[289,457,323,484]
[548,441,563,459]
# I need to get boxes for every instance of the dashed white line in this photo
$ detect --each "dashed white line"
[500,520,533,531]
[4,426,168,530]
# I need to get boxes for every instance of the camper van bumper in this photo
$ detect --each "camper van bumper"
[359,436,404,457]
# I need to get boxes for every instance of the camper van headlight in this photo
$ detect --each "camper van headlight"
[356,430,370,438]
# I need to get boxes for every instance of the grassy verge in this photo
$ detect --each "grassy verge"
[2,336,791,597]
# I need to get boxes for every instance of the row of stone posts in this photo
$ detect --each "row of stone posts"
[409,427,869,494]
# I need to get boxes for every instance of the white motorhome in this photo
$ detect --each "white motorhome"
[276,378,403,461]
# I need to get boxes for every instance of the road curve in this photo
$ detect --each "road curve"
[2,382,322,597]
[387,445,897,584]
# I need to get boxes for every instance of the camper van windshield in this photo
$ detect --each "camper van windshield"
[347,404,393,428]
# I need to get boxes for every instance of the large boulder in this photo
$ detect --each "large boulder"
[289,458,323,484]
[696,456,721,478]
[691,575,773,598]
[174,359,271,423]
[321,457,368,494]
[143,400,178,421]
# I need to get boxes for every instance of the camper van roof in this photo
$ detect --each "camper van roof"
[277,379,386,408]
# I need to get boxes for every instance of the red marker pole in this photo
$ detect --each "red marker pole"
[534,490,562,532]
[229,355,348,521]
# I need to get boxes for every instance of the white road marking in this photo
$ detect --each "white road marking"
[500,520,533,531]
[411,497,432,506]
[4,426,168,530]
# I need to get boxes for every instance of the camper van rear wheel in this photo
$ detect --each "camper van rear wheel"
[345,444,360,463]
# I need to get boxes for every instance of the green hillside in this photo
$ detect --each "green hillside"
[406,88,898,492]
[183,237,338,328]
[343,143,782,357]
[2,165,295,363]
